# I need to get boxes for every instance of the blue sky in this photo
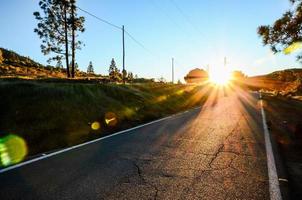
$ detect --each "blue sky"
[0,0,301,81]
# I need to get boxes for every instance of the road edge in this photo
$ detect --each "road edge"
[259,92,284,200]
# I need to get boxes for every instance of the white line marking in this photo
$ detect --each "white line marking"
[0,106,201,174]
[259,92,282,200]
[278,178,288,182]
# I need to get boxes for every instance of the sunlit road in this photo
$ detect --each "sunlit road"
[0,89,269,199]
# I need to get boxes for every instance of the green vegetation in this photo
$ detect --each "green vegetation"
[0,79,207,158]
[108,58,134,83]
[258,0,302,62]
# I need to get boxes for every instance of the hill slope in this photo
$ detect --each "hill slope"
[0,47,98,78]
[0,47,44,68]
[248,68,302,96]
[254,68,302,81]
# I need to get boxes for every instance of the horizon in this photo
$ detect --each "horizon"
[1,0,301,81]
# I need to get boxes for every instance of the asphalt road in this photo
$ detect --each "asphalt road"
[0,90,270,199]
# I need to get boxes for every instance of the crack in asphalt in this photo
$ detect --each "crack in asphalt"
[132,160,159,200]
[176,117,244,198]
[133,161,144,182]
[208,144,225,168]
[113,113,265,199]
[207,117,242,169]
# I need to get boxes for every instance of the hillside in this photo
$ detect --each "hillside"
[254,68,302,81]
[0,47,99,78]
[247,68,302,96]
[0,47,44,68]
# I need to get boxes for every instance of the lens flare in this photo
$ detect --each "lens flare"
[91,121,101,130]
[0,134,28,167]
[176,90,184,95]
[156,95,168,102]
[105,112,118,127]
[283,42,302,55]
[124,107,135,118]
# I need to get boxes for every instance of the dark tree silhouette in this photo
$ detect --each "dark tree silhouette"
[87,61,94,74]
[108,58,122,82]
[33,0,84,78]
[127,72,134,82]
[258,0,302,61]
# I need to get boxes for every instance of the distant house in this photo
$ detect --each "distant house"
[184,68,209,83]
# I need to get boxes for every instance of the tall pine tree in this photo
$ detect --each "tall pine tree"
[69,0,84,78]
[33,0,84,78]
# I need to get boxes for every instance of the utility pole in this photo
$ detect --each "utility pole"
[122,25,125,84]
[71,0,76,78]
[206,64,210,73]
[224,57,227,68]
[172,57,174,84]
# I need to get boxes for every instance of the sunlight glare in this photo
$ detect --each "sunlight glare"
[209,68,231,85]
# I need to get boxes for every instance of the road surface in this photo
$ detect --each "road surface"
[0,89,270,199]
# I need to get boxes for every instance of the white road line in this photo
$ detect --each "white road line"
[0,106,201,174]
[259,92,282,200]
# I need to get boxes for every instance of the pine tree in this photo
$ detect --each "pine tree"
[127,72,134,82]
[33,0,84,78]
[258,0,302,62]
[108,58,121,82]
[87,61,94,74]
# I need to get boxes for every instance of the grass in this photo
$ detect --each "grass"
[0,79,208,158]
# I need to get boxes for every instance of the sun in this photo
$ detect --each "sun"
[209,69,231,85]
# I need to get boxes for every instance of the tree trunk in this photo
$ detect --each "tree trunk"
[63,3,70,78]
[71,2,75,78]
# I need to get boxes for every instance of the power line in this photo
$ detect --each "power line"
[76,5,166,80]
[149,0,208,61]
[124,30,153,55]
[77,6,122,30]
[77,6,154,55]
[169,0,204,37]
